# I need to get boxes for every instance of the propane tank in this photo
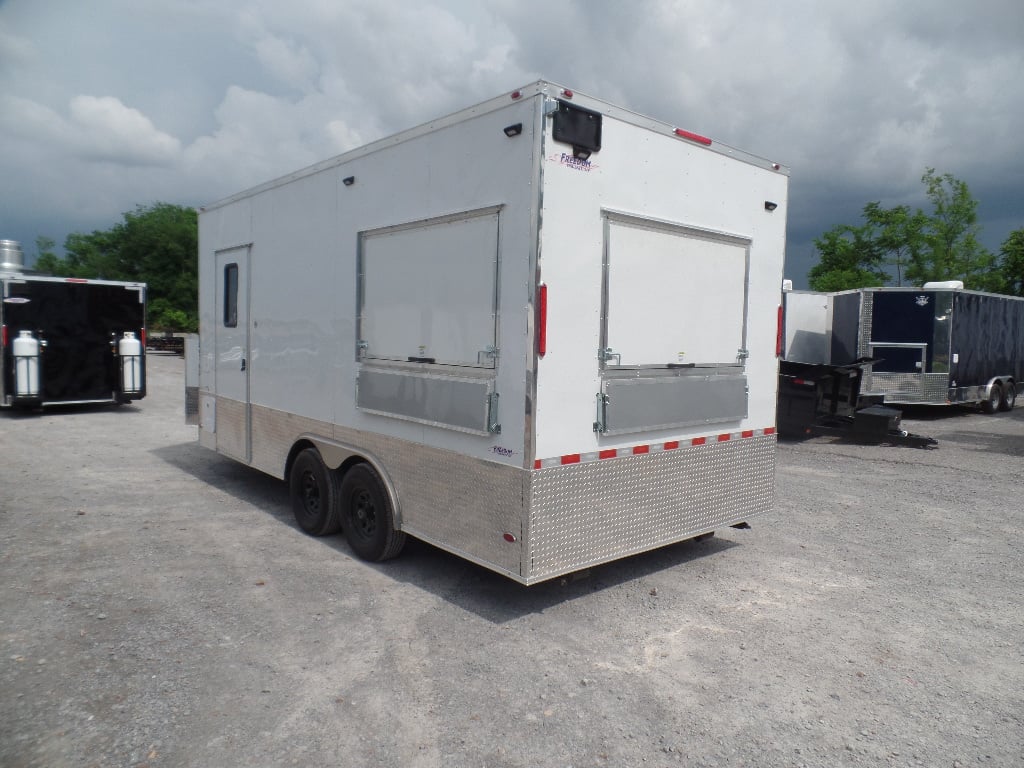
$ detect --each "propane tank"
[13,331,40,397]
[119,331,143,394]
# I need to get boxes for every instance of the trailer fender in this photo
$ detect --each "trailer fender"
[294,435,404,530]
[981,376,1013,414]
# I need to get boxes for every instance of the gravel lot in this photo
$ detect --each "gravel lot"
[1,352,1022,768]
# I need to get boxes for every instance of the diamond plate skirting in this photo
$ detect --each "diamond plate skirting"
[214,401,774,584]
[526,435,775,583]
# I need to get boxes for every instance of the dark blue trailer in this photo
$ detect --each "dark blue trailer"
[825,285,1023,412]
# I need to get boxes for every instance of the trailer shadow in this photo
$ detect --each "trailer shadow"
[386,535,740,623]
[0,402,143,418]
[151,440,739,622]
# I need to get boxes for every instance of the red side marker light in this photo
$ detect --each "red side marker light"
[562,89,573,99]
[717,433,731,442]
[674,128,713,146]
[538,283,548,357]
[776,304,784,357]
[503,533,517,543]
[511,90,522,100]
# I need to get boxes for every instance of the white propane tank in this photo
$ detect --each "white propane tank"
[119,331,143,394]
[13,330,40,397]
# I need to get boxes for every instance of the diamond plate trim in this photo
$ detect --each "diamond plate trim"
[862,372,949,404]
[526,434,775,583]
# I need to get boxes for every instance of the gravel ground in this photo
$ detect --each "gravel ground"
[1,353,1021,768]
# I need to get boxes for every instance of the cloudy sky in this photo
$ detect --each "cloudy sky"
[1,0,1021,285]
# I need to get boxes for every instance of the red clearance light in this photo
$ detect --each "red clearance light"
[503,532,517,543]
[561,89,573,99]
[65,277,89,283]
[537,283,548,357]
[511,90,522,100]
[140,328,147,347]
[674,128,713,146]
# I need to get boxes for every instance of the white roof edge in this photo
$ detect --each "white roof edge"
[200,79,790,213]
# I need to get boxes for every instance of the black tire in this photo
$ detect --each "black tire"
[289,448,342,536]
[999,381,1016,412]
[982,383,1002,414]
[339,463,406,562]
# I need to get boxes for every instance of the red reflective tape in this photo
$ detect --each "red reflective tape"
[534,459,541,470]
[691,437,706,446]
[537,283,547,357]
[663,441,679,450]
[717,433,731,442]
[674,128,713,146]
[741,430,754,438]
[776,304,783,358]
[599,449,617,460]
[632,445,650,455]
[764,427,776,435]
[140,328,146,347]
[561,454,580,465]
[65,278,89,283]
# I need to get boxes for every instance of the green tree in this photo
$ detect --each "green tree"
[36,203,198,331]
[809,169,1000,291]
[808,224,888,291]
[999,228,1024,296]
[862,202,927,287]
[908,168,998,290]
[32,235,62,275]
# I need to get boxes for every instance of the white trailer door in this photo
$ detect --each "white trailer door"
[602,213,750,367]
[214,246,250,461]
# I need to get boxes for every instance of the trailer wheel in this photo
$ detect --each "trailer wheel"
[982,383,1003,414]
[340,463,406,562]
[999,382,1016,412]
[289,448,343,536]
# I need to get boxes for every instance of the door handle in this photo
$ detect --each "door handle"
[240,358,246,372]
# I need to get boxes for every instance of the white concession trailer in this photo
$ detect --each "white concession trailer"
[191,82,789,584]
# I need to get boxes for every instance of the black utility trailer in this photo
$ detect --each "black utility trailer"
[777,359,936,448]
[1,240,146,409]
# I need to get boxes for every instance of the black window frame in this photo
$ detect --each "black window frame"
[223,263,238,328]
